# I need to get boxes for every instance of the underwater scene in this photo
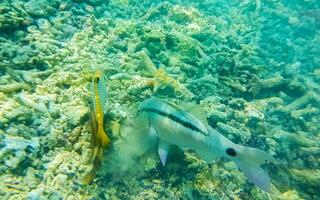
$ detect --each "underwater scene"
[0,0,320,199]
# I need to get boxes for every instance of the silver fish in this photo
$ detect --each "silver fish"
[138,97,277,192]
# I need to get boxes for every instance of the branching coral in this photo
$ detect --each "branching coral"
[0,1,31,31]
[151,68,193,98]
[0,0,319,199]
[0,135,39,170]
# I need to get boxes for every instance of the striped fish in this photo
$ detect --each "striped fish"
[82,70,111,184]
[139,97,277,192]
[91,70,110,147]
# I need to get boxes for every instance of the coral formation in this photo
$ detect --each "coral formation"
[0,0,319,199]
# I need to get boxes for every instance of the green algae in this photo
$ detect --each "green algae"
[0,0,320,199]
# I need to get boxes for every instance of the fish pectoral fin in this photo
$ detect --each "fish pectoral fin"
[148,125,157,138]
[195,150,217,162]
[144,126,157,146]
[158,140,170,166]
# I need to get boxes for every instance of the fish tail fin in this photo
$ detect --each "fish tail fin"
[230,145,277,193]
[82,146,103,185]
[81,160,99,185]
[82,171,95,185]
[81,159,101,185]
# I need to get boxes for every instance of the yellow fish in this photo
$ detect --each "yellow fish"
[82,70,110,184]
[91,70,110,147]
[82,106,104,184]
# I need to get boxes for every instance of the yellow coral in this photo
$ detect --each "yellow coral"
[154,68,180,89]
[279,190,302,200]
[152,68,193,98]
[110,120,121,136]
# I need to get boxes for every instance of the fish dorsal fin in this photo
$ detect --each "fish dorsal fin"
[160,98,210,135]
[160,98,195,119]
[159,98,183,111]
[159,98,209,129]
[180,102,208,125]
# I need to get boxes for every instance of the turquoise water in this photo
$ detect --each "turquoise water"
[0,0,319,199]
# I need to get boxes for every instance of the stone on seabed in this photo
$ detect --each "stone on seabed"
[0,0,319,199]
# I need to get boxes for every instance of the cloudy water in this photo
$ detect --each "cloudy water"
[0,0,319,199]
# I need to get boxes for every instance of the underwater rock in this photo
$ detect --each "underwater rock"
[24,0,59,17]
[43,151,88,199]
[244,104,265,121]
[63,105,88,127]
[283,62,301,77]
[28,187,45,200]
[15,69,52,84]
[0,136,39,170]
[187,74,220,100]
[16,92,49,116]
[24,167,38,189]
[169,5,201,24]
[126,75,154,98]
[138,50,158,76]
[248,75,286,96]
[223,78,247,93]
[252,97,284,112]
[0,1,31,31]
[208,110,229,124]
[278,190,302,200]
[285,78,308,97]
[280,91,320,113]
[140,2,169,21]
[54,174,68,184]
[0,82,29,93]
[0,0,319,199]
[140,26,166,56]
[0,37,52,71]
[290,169,320,188]
[152,68,194,99]
[17,70,42,84]
[290,106,319,119]
[273,129,316,148]
[0,98,30,126]
[216,122,250,141]
[47,101,61,119]
[167,32,206,65]
[4,150,27,169]
[109,103,127,120]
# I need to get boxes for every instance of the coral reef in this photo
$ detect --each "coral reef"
[0,0,319,199]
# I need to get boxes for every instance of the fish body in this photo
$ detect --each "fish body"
[91,70,110,147]
[83,70,110,184]
[139,97,277,192]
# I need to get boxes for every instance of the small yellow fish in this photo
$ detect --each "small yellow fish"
[82,106,104,184]
[91,70,110,147]
[82,70,110,184]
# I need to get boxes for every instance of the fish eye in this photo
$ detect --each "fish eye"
[95,77,100,83]
[226,148,237,157]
